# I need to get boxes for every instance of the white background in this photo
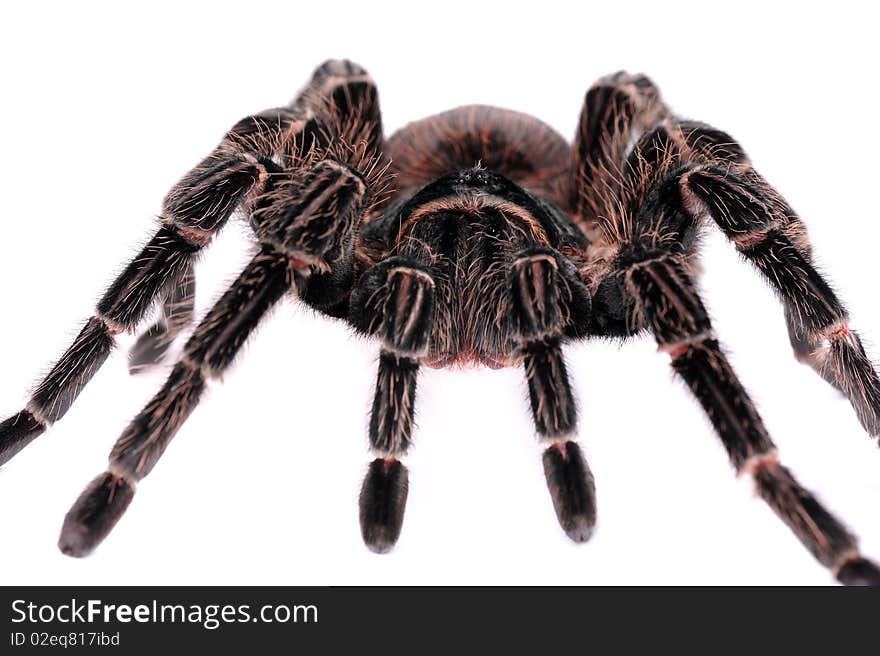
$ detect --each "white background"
[0,1,878,586]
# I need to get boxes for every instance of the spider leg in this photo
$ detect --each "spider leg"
[572,71,669,219]
[678,164,880,437]
[509,248,596,542]
[59,137,374,556]
[127,261,195,373]
[350,258,435,552]
[663,119,872,409]
[621,252,880,584]
[0,108,302,466]
[58,246,293,556]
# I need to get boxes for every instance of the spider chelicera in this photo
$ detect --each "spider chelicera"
[1,60,878,585]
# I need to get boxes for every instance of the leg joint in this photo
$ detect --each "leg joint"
[661,330,717,359]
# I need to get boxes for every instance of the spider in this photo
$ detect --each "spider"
[1,59,878,585]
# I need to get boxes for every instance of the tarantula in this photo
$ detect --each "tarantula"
[1,60,878,584]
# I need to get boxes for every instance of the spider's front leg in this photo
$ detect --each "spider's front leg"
[0,110,295,466]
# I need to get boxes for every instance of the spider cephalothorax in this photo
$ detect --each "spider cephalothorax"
[1,60,878,585]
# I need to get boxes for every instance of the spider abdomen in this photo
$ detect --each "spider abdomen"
[386,105,572,209]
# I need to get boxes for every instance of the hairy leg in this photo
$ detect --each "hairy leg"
[638,117,880,432]
[572,71,669,221]
[677,163,880,437]
[127,261,196,372]
[572,82,880,581]
[59,247,293,556]
[589,117,880,439]
[619,252,879,584]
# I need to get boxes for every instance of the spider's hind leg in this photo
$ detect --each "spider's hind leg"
[509,248,596,542]
[350,258,436,553]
